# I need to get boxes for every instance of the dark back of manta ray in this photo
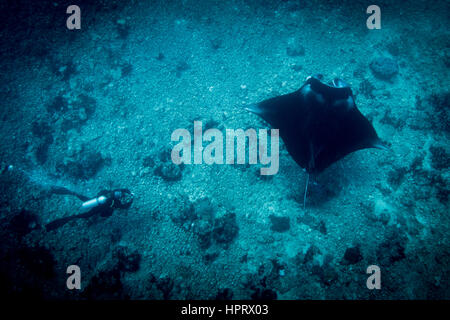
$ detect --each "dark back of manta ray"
[247,75,385,174]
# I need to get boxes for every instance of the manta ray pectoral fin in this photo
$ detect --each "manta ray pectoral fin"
[245,104,263,115]
[372,140,390,151]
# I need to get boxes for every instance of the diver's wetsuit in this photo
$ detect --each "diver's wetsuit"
[45,187,133,231]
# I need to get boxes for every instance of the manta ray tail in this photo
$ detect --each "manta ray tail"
[303,173,309,210]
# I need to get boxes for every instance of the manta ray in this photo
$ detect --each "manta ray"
[246,74,387,207]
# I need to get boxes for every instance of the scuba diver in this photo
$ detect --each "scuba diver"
[1,164,133,231]
[45,186,134,231]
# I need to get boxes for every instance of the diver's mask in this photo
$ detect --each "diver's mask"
[112,189,134,209]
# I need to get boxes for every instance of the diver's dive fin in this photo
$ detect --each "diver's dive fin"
[49,186,90,201]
